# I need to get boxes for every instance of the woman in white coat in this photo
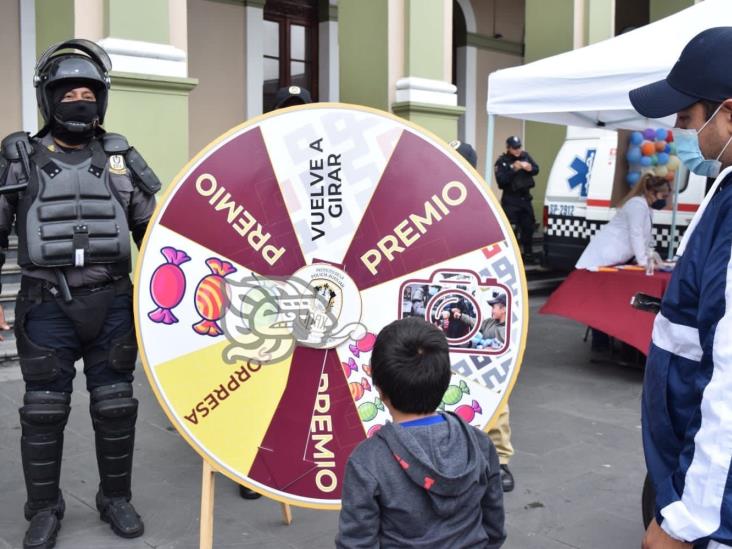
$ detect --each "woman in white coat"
[576,174,671,269]
[576,173,670,353]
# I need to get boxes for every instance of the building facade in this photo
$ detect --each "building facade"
[1,0,699,215]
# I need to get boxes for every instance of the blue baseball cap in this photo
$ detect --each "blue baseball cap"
[629,27,732,119]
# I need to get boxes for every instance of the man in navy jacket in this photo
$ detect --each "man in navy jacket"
[630,27,732,549]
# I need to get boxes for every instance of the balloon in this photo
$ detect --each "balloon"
[656,128,668,141]
[626,146,642,164]
[666,130,674,142]
[626,171,641,185]
[641,141,656,156]
[640,156,652,167]
[657,152,670,165]
[651,154,659,166]
[665,171,676,182]
[664,143,672,153]
[668,142,677,155]
[630,132,644,146]
[655,140,667,152]
[654,165,668,177]
[667,155,680,170]
[643,128,656,140]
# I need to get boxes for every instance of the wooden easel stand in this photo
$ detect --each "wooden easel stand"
[199,460,292,549]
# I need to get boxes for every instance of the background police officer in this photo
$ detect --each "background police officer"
[494,136,540,264]
[0,39,159,549]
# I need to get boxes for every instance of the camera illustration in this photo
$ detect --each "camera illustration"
[398,269,511,355]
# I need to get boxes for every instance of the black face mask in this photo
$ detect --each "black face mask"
[52,100,98,144]
[650,198,667,210]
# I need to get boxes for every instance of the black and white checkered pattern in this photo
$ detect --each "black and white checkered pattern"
[546,216,589,239]
[547,215,688,249]
[586,221,603,238]
[653,224,687,250]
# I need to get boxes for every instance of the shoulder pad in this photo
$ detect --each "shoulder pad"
[1,132,33,161]
[101,133,130,154]
[125,147,161,195]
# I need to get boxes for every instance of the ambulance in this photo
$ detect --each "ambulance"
[542,126,708,271]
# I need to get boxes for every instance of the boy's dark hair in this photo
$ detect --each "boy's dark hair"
[370,317,452,414]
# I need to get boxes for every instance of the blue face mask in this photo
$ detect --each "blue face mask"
[650,198,667,210]
[672,104,732,178]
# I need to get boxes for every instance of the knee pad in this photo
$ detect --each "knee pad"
[90,383,138,429]
[19,391,71,435]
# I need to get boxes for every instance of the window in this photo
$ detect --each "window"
[263,0,319,112]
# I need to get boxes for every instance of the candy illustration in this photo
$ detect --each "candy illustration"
[358,398,384,422]
[362,363,372,376]
[342,358,358,379]
[349,332,377,357]
[455,400,482,423]
[349,377,371,402]
[192,258,237,337]
[148,247,191,325]
[441,380,470,406]
[367,424,383,438]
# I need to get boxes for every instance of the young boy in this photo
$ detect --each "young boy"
[336,317,506,548]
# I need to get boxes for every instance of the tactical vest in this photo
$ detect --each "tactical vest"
[16,139,131,272]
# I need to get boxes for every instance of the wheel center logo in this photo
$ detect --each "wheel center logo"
[219,263,363,364]
[293,263,363,349]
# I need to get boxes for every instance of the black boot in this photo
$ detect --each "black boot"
[239,485,262,500]
[90,383,144,539]
[24,508,63,549]
[500,464,515,493]
[19,391,71,549]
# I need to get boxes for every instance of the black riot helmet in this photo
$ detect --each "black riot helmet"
[34,39,112,132]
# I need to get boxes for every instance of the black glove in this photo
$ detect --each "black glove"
[0,230,8,249]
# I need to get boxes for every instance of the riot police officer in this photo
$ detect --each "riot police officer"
[0,39,159,548]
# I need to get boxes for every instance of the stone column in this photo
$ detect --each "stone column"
[338,0,463,141]
[243,0,265,118]
[318,0,339,102]
[391,0,464,141]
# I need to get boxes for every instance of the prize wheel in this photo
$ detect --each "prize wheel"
[135,104,528,509]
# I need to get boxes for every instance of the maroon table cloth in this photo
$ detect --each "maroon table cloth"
[539,269,672,355]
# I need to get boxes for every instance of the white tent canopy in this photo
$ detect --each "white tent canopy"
[486,0,732,131]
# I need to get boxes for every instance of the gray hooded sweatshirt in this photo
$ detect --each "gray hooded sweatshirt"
[336,412,505,548]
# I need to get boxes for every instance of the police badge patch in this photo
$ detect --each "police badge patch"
[109,154,127,174]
